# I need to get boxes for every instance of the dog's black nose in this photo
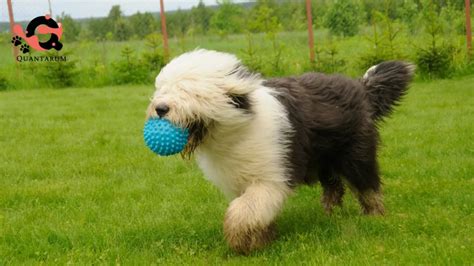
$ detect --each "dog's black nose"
[155,103,169,117]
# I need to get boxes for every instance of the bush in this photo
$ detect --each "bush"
[359,11,404,70]
[415,0,456,79]
[324,1,361,37]
[141,33,165,74]
[241,33,286,77]
[142,51,165,74]
[247,2,280,34]
[0,75,9,91]
[415,44,455,79]
[36,51,77,88]
[209,0,244,37]
[310,44,346,74]
[240,33,263,73]
[439,1,466,35]
[78,60,110,87]
[266,39,286,76]
[111,46,149,85]
[453,60,474,77]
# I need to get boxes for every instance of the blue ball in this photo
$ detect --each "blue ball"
[143,118,189,156]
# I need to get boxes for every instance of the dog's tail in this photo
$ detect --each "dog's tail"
[361,61,415,121]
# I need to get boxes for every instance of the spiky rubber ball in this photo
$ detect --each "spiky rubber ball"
[144,118,189,156]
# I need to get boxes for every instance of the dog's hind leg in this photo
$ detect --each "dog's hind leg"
[223,181,290,254]
[353,187,384,215]
[318,163,345,214]
[340,147,385,215]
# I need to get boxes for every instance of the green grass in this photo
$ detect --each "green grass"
[0,76,473,264]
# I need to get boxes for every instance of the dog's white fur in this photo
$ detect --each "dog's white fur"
[195,86,292,198]
[147,50,293,250]
[149,50,260,128]
[146,49,413,253]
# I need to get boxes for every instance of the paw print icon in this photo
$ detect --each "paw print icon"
[20,44,30,54]
[11,36,22,46]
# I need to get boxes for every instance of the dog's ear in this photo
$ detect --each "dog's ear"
[228,93,251,111]
[224,63,261,95]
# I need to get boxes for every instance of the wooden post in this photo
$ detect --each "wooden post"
[305,0,315,63]
[466,0,472,60]
[159,0,170,61]
[7,0,19,60]
[48,0,53,17]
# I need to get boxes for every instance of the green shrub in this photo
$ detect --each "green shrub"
[453,60,474,77]
[241,1,286,77]
[111,46,149,85]
[209,0,244,37]
[324,1,361,37]
[240,33,263,73]
[310,44,346,74]
[359,11,404,70]
[398,1,420,34]
[439,1,466,35]
[0,75,9,91]
[415,44,455,79]
[239,32,286,77]
[78,60,110,87]
[265,36,286,76]
[141,33,165,75]
[35,51,77,88]
[247,1,280,34]
[415,0,456,79]
[142,51,164,73]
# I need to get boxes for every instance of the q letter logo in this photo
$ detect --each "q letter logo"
[11,14,63,54]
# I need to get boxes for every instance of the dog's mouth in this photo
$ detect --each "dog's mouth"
[180,120,208,159]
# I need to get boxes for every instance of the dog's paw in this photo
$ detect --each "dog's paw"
[20,44,30,54]
[223,213,276,254]
[11,36,22,46]
[357,190,385,216]
[321,186,344,214]
[322,195,342,215]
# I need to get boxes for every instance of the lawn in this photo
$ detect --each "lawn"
[0,75,473,264]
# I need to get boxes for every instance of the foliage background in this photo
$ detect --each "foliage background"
[0,0,473,90]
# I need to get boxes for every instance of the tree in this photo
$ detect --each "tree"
[398,1,420,33]
[190,1,213,34]
[210,0,244,37]
[129,12,159,38]
[277,0,306,31]
[114,18,132,41]
[166,8,191,36]
[246,0,286,76]
[248,0,280,34]
[87,18,110,40]
[107,5,122,23]
[142,33,165,72]
[361,0,398,23]
[106,5,131,41]
[415,0,456,78]
[58,13,81,42]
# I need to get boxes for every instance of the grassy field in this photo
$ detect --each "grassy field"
[0,72,473,264]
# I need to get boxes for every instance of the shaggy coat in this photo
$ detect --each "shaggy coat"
[146,49,414,254]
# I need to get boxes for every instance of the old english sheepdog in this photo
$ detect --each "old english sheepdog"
[146,49,414,254]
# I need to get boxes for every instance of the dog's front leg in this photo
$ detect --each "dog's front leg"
[223,181,291,254]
